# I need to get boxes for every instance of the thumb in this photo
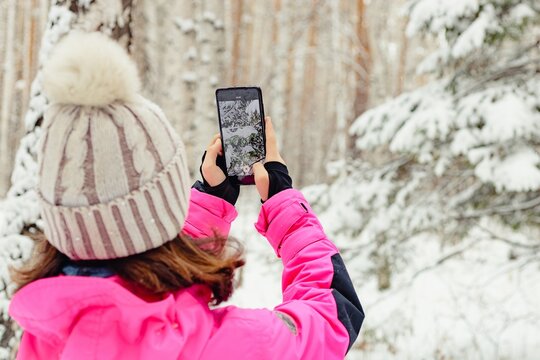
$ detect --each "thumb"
[253,162,269,201]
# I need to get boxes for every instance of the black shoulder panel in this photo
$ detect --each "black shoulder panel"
[330,253,364,352]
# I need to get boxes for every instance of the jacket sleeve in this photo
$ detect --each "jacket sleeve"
[255,189,364,359]
[181,188,238,239]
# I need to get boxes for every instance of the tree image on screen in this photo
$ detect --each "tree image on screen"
[219,99,264,176]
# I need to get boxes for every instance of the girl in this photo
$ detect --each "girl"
[9,32,363,360]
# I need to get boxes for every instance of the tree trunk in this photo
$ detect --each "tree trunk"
[193,0,226,165]
[298,0,318,186]
[268,0,284,133]
[0,0,17,196]
[327,0,346,169]
[0,0,49,198]
[395,15,409,96]
[230,0,243,85]
[353,0,371,122]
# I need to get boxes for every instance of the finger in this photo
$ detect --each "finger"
[264,117,284,164]
[253,162,270,201]
[212,134,223,155]
[203,139,222,169]
[207,133,221,148]
[202,146,226,186]
[206,137,223,159]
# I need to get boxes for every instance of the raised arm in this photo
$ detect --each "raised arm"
[250,117,364,358]
[255,188,364,358]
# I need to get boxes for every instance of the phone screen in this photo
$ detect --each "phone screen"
[216,88,265,179]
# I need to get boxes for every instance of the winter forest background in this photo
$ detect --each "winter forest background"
[0,0,539,359]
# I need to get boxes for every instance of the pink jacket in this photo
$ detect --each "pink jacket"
[9,188,364,359]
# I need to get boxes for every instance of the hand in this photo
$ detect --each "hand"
[253,117,292,202]
[193,134,240,205]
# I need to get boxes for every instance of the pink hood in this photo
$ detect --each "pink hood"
[10,275,215,359]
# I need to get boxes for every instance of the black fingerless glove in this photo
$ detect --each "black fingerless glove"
[192,151,240,206]
[264,161,293,201]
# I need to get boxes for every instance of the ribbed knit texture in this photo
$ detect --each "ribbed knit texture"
[38,32,191,260]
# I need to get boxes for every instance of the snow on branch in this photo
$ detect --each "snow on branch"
[351,76,540,192]
[407,0,539,71]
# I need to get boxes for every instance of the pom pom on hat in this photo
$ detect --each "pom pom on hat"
[42,31,141,106]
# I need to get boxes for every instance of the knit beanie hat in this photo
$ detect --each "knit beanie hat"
[38,32,191,260]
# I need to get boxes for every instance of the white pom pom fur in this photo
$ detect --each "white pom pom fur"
[42,32,141,106]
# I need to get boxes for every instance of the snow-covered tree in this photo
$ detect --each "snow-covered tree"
[306,0,540,358]
[312,0,540,287]
[0,1,135,356]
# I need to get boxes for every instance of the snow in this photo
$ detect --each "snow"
[510,4,536,24]
[406,0,480,38]
[475,148,540,193]
[406,0,536,69]
[209,75,219,86]
[77,0,93,9]
[479,92,539,144]
[182,71,198,83]
[185,46,198,61]
[416,47,449,75]
[360,237,540,359]
[201,54,210,64]
[202,11,216,23]
[451,4,498,59]
[0,234,34,296]
[175,18,196,34]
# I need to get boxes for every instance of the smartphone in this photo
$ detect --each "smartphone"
[215,87,266,185]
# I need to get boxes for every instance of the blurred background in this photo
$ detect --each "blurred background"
[0,0,539,359]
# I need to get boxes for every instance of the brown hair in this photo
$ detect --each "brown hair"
[12,231,245,305]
